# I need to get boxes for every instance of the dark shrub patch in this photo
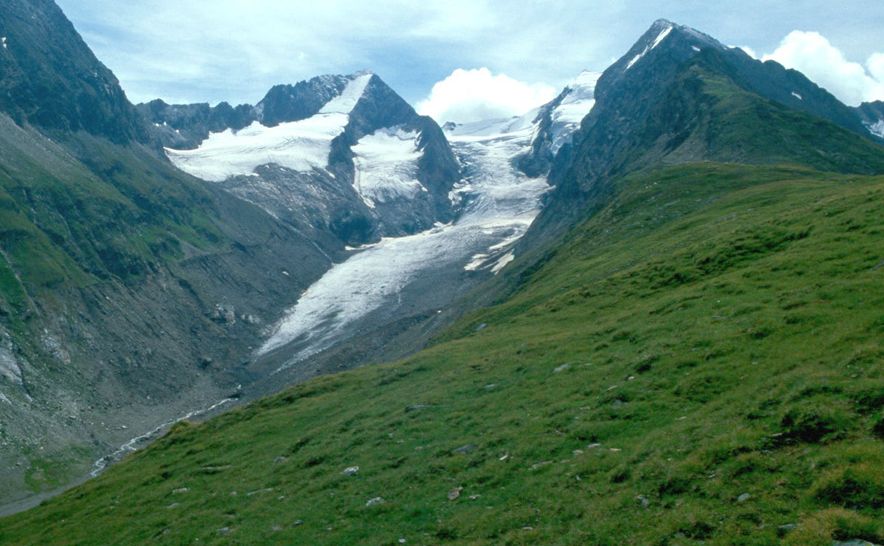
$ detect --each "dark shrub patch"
[814,467,884,510]
[778,403,852,444]
[872,415,884,439]
[678,519,715,539]
[853,387,884,414]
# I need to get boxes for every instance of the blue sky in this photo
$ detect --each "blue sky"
[56,0,884,122]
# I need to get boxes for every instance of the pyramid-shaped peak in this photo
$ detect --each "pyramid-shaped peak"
[614,19,725,73]
[641,19,723,49]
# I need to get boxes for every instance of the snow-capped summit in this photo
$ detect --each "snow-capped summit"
[150,72,460,246]
[166,73,373,181]
[463,69,603,177]
[612,19,724,77]
[444,70,599,153]
[259,68,606,365]
[255,72,371,127]
[595,19,873,139]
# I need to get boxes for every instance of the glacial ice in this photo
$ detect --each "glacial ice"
[166,74,373,181]
[352,128,426,208]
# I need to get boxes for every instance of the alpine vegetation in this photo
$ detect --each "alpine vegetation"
[0,2,882,545]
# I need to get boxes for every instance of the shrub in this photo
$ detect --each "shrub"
[813,464,884,510]
[777,402,853,444]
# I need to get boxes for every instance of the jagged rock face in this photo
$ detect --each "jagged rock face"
[595,20,869,138]
[0,0,146,143]
[257,75,352,127]
[518,71,600,177]
[334,76,460,238]
[154,73,460,245]
[136,100,253,149]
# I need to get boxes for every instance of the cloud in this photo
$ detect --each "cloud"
[762,31,884,106]
[54,0,626,105]
[55,1,884,109]
[868,53,884,83]
[416,68,558,124]
[735,45,759,59]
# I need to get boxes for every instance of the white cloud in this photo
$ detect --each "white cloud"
[416,68,558,124]
[868,53,884,83]
[762,31,884,106]
[735,45,759,59]
[55,1,884,110]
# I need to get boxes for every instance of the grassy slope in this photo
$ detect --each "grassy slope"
[695,66,884,173]
[1,162,882,545]
[0,127,227,298]
[0,117,332,504]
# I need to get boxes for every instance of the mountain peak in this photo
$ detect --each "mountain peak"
[612,19,725,75]
[647,19,721,45]
[650,18,675,30]
[0,0,146,143]
[533,17,884,240]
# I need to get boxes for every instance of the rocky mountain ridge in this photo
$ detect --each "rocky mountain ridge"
[528,19,884,241]
[141,73,460,245]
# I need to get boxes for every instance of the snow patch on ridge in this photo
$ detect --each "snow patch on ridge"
[166,74,372,182]
[491,251,515,274]
[319,73,372,114]
[867,119,884,139]
[626,22,673,71]
[548,71,600,153]
[652,25,674,49]
[352,128,426,208]
[165,118,341,181]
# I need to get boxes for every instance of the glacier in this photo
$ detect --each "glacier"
[352,128,426,208]
[258,117,549,362]
[165,74,372,181]
[259,75,599,367]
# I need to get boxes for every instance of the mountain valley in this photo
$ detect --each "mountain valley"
[0,2,882,544]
